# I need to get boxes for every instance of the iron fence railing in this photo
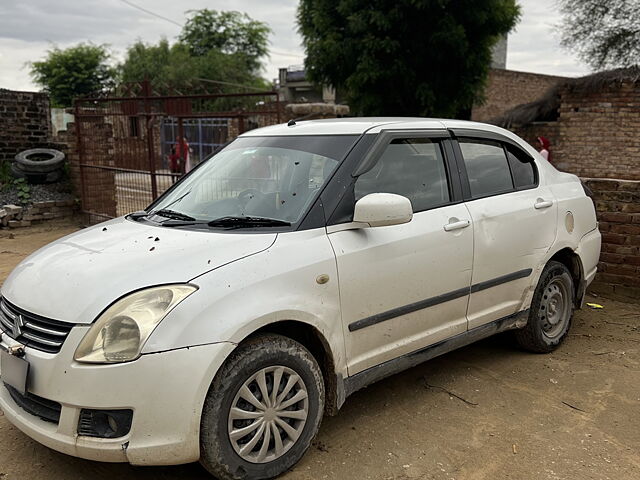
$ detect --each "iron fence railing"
[74,81,280,221]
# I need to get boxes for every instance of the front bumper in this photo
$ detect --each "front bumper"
[0,327,235,465]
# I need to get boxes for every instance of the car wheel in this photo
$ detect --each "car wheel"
[515,261,574,353]
[200,334,325,480]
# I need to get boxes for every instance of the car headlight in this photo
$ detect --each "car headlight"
[74,285,197,364]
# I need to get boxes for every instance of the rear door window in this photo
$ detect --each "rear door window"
[506,146,537,189]
[458,139,514,198]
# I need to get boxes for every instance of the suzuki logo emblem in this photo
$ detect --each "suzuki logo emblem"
[11,314,23,338]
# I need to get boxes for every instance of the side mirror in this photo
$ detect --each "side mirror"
[353,193,413,227]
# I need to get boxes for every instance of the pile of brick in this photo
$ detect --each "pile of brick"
[0,199,75,228]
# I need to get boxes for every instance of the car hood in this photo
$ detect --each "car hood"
[1,217,276,324]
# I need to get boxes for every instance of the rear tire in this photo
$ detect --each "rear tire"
[200,334,324,480]
[515,261,574,353]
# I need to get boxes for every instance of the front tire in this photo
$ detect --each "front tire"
[515,261,575,353]
[200,334,325,480]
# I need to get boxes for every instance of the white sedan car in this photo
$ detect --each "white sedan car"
[0,118,600,479]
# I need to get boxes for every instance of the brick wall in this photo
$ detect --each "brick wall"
[472,69,566,123]
[505,82,640,181]
[555,83,640,180]
[228,118,241,140]
[0,89,52,166]
[57,118,117,219]
[585,178,640,298]
[54,128,80,195]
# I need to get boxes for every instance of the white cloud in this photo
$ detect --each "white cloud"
[0,0,588,92]
[0,38,47,92]
[507,0,589,77]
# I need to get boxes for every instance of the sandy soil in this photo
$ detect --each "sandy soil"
[0,222,638,480]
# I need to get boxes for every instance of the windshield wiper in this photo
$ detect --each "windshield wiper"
[128,210,148,220]
[151,215,291,229]
[151,209,197,222]
[207,216,291,228]
[158,219,210,227]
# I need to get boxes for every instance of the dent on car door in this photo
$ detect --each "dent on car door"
[455,137,558,329]
[328,134,473,375]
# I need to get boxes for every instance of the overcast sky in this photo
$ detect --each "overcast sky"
[0,0,590,92]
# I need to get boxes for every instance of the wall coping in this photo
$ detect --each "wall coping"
[489,68,570,81]
[581,177,640,184]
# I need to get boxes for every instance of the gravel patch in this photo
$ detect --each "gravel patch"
[0,182,76,207]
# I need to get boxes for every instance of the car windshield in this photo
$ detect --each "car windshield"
[148,135,358,226]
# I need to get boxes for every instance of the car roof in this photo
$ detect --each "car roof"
[239,117,513,137]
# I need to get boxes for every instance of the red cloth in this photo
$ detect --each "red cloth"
[169,152,180,173]
[169,139,189,173]
[537,136,552,162]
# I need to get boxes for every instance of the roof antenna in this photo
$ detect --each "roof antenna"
[287,119,296,127]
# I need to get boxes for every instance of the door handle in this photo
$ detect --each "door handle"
[444,219,470,232]
[534,199,553,209]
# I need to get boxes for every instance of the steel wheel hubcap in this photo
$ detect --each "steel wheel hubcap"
[540,279,569,338]
[228,366,309,464]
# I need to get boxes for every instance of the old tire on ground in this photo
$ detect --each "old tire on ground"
[14,148,65,173]
[515,261,574,353]
[200,334,325,480]
[10,162,62,184]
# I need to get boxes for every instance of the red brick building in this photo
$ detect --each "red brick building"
[471,68,567,124]
[494,68,640,181]
[489,67,640,298]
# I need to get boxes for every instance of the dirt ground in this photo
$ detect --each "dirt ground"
[0,221,639,480]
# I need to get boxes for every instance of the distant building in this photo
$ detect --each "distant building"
[277,66,348,120]
[278,66,337,104]
[491,35,508,69]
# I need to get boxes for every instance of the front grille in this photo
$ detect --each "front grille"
[0,298,74,354]
[4,383,62,424]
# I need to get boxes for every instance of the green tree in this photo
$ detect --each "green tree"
[119,38,270,93]
[179,9,271,73]
[120,9,272,93]
[119,39,198,86]
[559,0,640,70]
[30,43,115,107]
[297,0,520,117]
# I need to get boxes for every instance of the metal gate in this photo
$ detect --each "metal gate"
[74,81,280,221]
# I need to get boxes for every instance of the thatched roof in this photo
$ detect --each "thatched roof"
[494,87,561,129]
[492,66,640,128]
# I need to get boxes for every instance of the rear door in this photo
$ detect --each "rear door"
[452,131,557,329]
[328,131,474,375]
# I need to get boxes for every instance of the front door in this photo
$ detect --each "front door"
[328,134,474,375]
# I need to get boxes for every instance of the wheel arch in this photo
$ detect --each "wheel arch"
[546,247,585,307]
[243,320,343,416]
